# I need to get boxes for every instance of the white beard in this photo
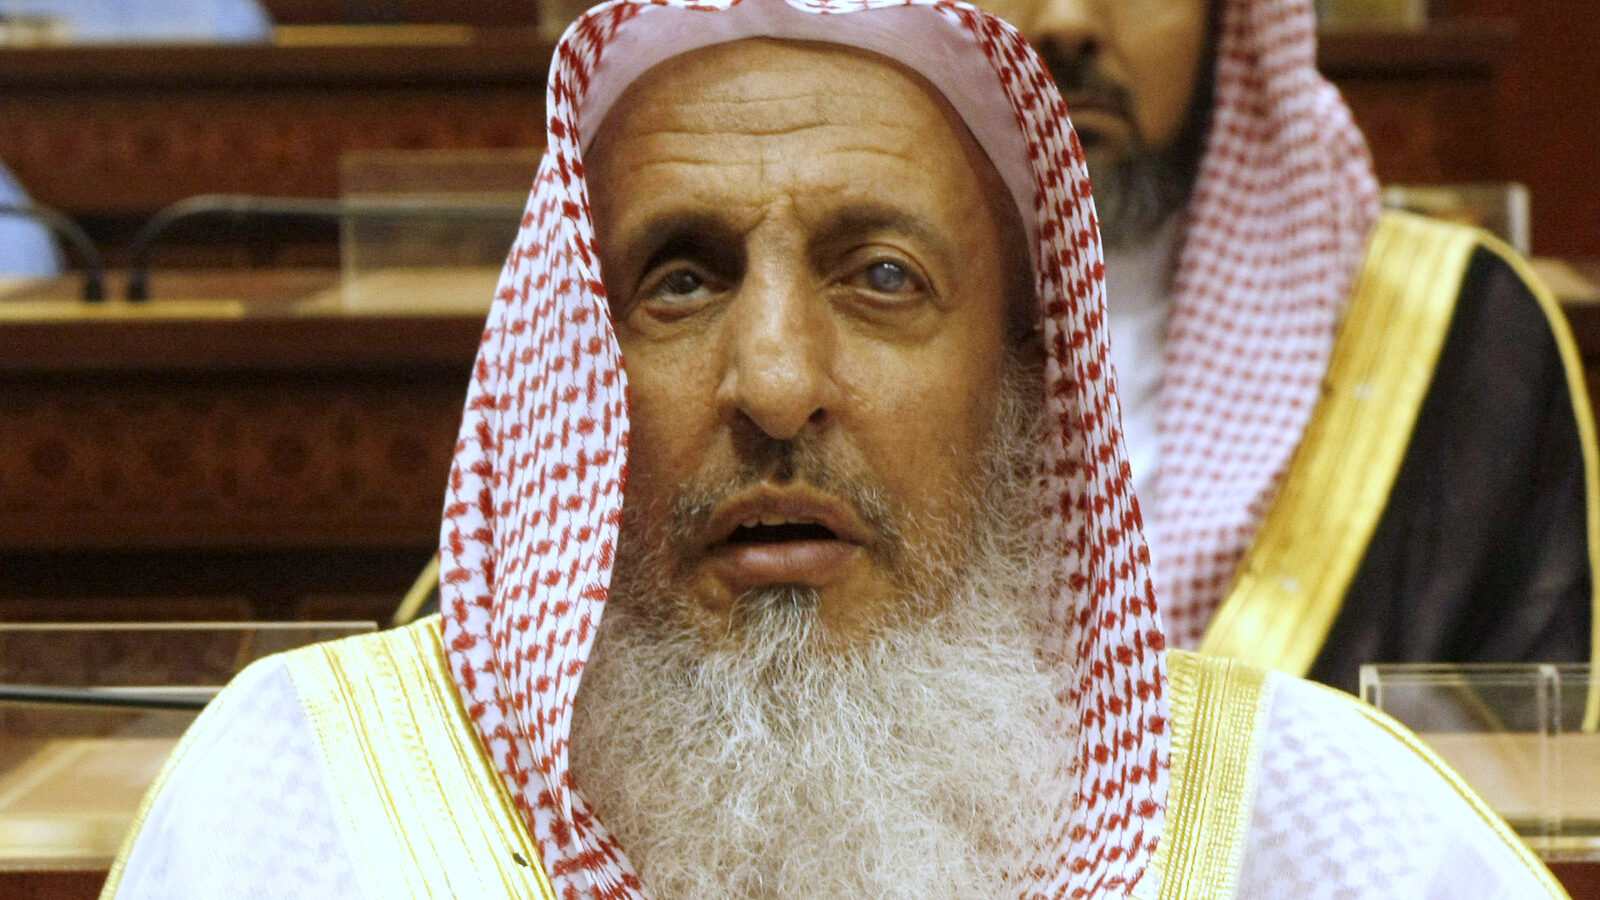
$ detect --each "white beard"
[569,581,1069,900]
[569,368,1071,899]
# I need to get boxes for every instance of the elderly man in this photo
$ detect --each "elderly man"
[103,1,1565,897]
[974,0,1600,689]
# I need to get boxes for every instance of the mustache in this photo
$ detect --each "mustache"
[665,436,903,563]
[1039,55,1137,134]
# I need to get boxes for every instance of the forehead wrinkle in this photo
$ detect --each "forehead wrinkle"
[587,38,1015,279]
[602,114,941,203]
[609,108,931,149]
[598,48,945,155]
[607,130,941,201]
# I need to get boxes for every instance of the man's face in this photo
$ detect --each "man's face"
[983,0,1206,155]
[587,39,1024,647]
[976,0,1209,243]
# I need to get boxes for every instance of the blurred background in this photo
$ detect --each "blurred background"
[0,1,1597,896]
[0,0,1595,623]
[0,0,1596,631]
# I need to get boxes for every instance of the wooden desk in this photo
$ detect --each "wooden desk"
[0,23,1514,265]
[6,263,1600,622]
[0,270,486,622]
[1321,21,1516,185]
[0,732,1594,900]
[0,700,193,900]
[0,737,178,864]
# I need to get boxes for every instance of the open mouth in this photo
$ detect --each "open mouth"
[725,519,839,546]
[705,497,866,589]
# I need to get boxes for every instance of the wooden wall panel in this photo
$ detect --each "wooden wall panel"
[1338,77,1498,183]
[261,0,537,25]
[0,273,481,622]
[0,376,461,550]
[5,88,542,215]
[1429,1,1600,256]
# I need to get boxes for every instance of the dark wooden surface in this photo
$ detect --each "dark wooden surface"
[261,0,535,26]
[1551,861,1600,899]
[0,23,1521,265]
[1322,21,1515,186]
[0,270,481,622]
[1431,1,1600,256]
[0,868,105,900]
[0,274,483,373]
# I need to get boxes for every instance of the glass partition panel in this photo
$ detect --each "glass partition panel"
[535,0,595,41]
[0,621,373,869]
[1381,182,1532,255]
[1360,663,1600,862]
[337,148,536,313]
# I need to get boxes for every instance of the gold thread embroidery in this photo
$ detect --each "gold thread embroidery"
[1201,212,1478,675]
[1150,650,1271,899]
[288,618,555,899]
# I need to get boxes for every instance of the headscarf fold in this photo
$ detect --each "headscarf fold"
[439,1,1168,895]
[1152,0,1381,645]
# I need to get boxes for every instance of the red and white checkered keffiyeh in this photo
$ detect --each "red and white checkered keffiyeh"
[438,0,1167,896]
[1151,0,1381,646]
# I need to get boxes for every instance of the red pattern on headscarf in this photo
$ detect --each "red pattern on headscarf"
[439,0,1167,895]
[1151,0,1380,646]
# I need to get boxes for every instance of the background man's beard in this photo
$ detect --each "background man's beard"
[570,360,1072,899]
[1087,140,1193,250]
[1040,56,1210,250]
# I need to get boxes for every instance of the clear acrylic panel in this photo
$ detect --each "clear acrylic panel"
[337,148,538,312]
[0,621,373,868]
[1381,182,1532,255]
[1315,0,1426,29]
[1361,663,1600,861]
[536,0,599,42]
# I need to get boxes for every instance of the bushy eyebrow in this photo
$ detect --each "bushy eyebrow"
[603,204,960,302]
[808,205,957,270]
[612,210,744,290]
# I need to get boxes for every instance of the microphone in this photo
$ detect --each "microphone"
[0,202,107,302]
[125,194,525,302]
[0,683,217,711]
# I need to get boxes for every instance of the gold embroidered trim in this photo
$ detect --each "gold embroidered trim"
[1335,685,1574,898]
[287,617,555,899]
[1201,211,1478,675]
[1149,650,1271,900]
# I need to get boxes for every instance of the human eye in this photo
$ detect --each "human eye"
[844,254,930,304]
[651,266,708,300]
[863,260,912,293]
[637,262,718,314]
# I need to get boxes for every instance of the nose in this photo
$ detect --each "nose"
[1028,0,1102,76]
[715,263,836,442]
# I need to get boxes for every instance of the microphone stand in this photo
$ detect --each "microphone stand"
[124,194,524,302]
[0,683,217,711]
[0,202,107,302]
